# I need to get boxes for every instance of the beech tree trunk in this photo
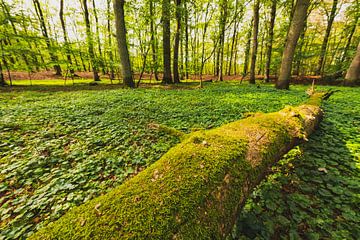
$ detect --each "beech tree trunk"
[113,0,135,88]
[243,21,252,77]
[107,0,115,81]
[249,0,260,84]
[173,0,182,84]
[33,0,61,75]
[315,0,338,76]
[264,0,277,82]
[344,42,360,86]
[82,0,100,81]
[149,0,159,81]
[162,0,172,84]
[59,0,74,74]
[276,0,310,90]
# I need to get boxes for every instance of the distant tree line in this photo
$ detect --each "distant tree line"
[0,0,359,88]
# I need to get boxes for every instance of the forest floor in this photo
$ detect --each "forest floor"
[3,71,343,87]
[0,82,359,239]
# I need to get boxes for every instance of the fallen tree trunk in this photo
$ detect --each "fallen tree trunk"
[31,93,329,240]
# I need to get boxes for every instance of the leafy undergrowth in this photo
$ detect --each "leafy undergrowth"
[232,87,360,239]
[0,82,306,239]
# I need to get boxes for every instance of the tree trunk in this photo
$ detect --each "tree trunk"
[243,21,252,77]
[113,0,135,88]
[33,0,62,75]
[149,0,159,81]
[339,16,358,65]
[217,0,228,82]
[344,42,360,86]
[92,0,106,75]
[264,0,277,82]
[173,0,182,84]
[249,0,260,84]
[184,1,189,80]
[0,60,5,86]
[276,0,310,90]
[107,0,115,80]
[30,93,330,240]
[82,0,100,81]
[162,0,172,84]
[59,0,74,74]
[315,0,338,76]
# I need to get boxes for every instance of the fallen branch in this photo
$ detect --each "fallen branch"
[30,92,332,240]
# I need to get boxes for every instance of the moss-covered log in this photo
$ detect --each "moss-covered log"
[30,93,328,240]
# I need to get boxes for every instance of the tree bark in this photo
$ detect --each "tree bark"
[149,0,159,81]
[162,0,172,84]
[344,42,360,86]
[33,0,62,75]
[107,0,115,81]
[315,0,338,76]
[82,0,100,81]
[92,0,106,75]
[243,20,252,77]
[264,0,277,82]
[59,0,74,74]
[249,0,260,84]
[0,59,5,86]
[173,0,182,84]
[113,0,135,88]
[276,0,310,90]
[217,0,228,81]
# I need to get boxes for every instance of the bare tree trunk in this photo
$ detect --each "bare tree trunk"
[243,20,252,77]
[339,16,358,66]
[59,0,74,74]
[149,0,159,81]
[217,0,228,81]
[276,0,310,90]
[344,42,360,86]
[162,0,172,84]
[113,0,135,88]
[107,0,115,81]
[0,60,4,86]
[82,0,100,81]
[33,0,62,75]
[184,1,189,80]
[92,0,106,75]
[173,0,182,83]
[315,0,338,76]
[249,0,260,84]
[264,0,276,82]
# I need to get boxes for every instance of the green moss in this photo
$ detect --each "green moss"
[29,95,324,240]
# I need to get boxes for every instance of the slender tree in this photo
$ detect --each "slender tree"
[276,0,310,89]
[107,0,115,80]
[315,0,338,76]
[173,0,182,83]
[217,0,228,81]
[33,0,62,75]
[162,0,172,84]
[149,0,159,81]
[81,0,100,81]
[264,0,277,82]
[344,42,360,86]
[113,0,135,88]
[59,0,74,74]
[249,0,260,84]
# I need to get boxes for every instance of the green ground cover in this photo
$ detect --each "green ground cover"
[0,82,359,239]
[232,88,360,239]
